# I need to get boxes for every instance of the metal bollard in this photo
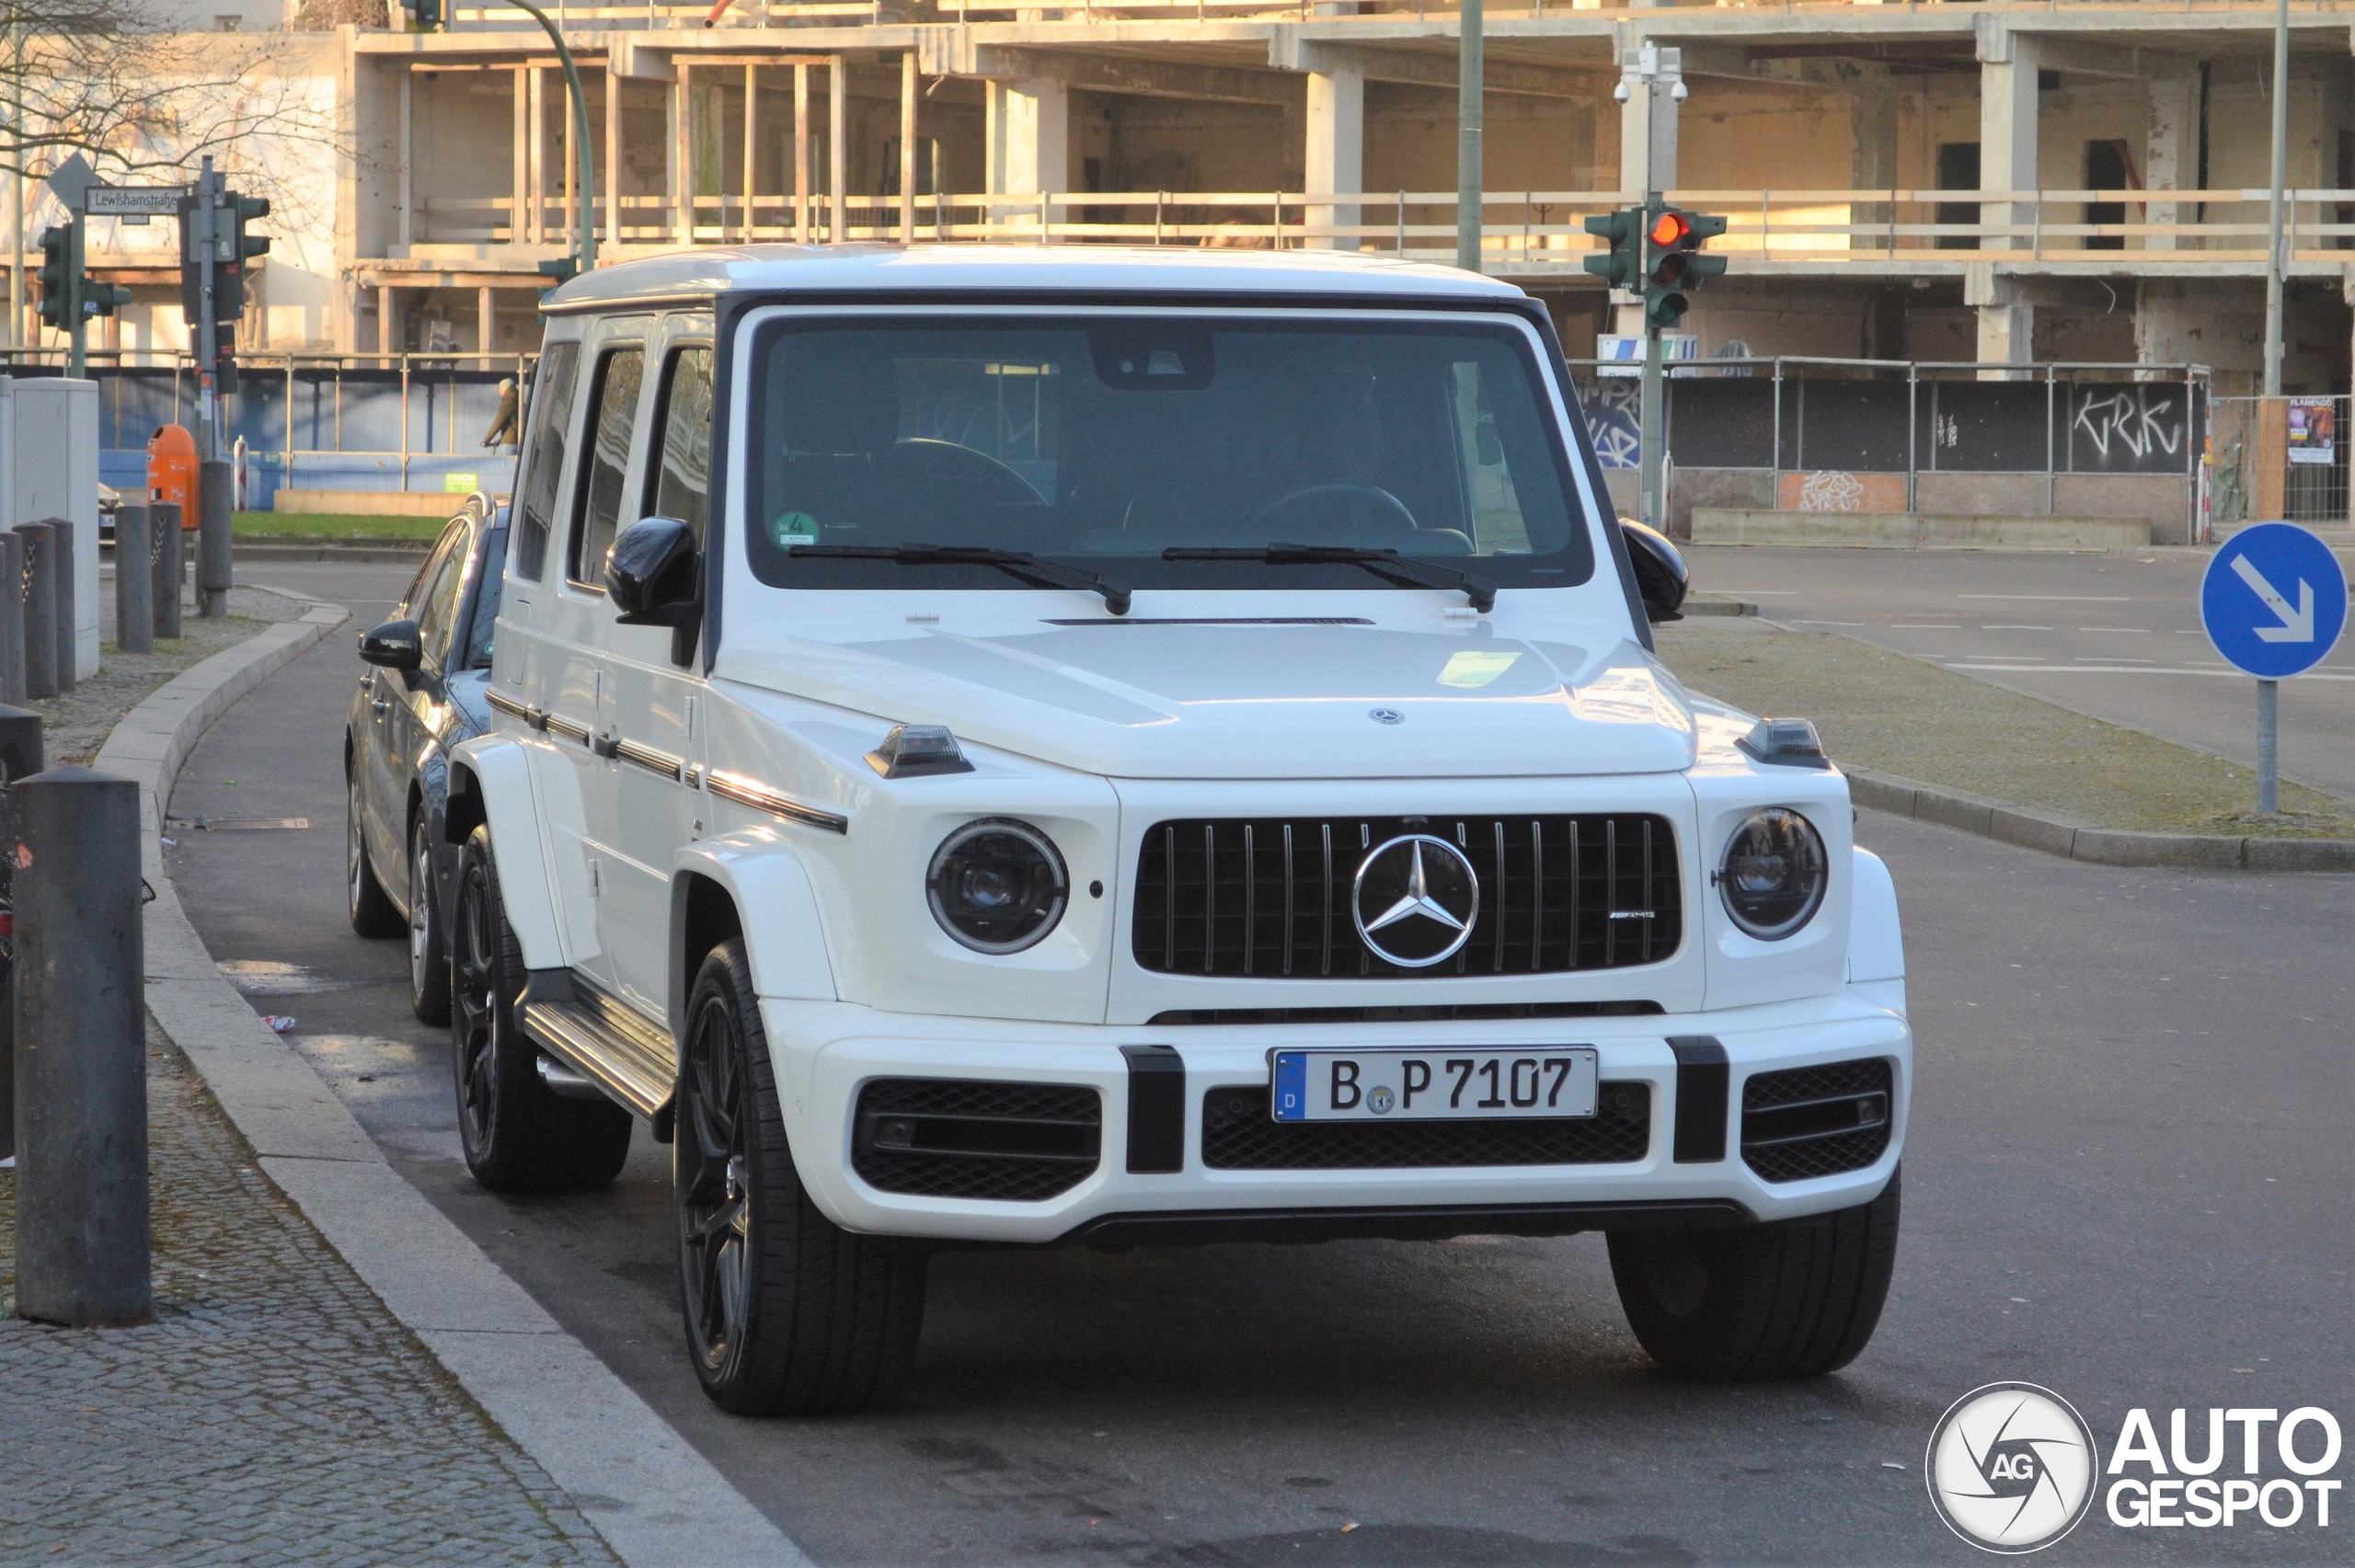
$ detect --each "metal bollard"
[0,533,23,706]
[153,502,184,641]
[10,765,151,1328]
[115,506,155,656]
[0,705,43,1164]
[45,518,75,692]
[16,521,56,700]
[198,460,234,619]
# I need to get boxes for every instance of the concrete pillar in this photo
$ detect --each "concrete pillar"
[901,52,918,244]
[0,532,25,705]
[377,284,395,361]
[1978,24,2041,256]
[829,56,846,243]
[478,285,494,354]
[2145,74,2190,254]
[1305,66,1364,251]
[528,66,546,247]
[15,521,55,699]
[512,66,529,246]
[1848,63,1898,255]
[672,64,691,245]
[988,76,1069,237]
[1969,264,2035,379]
[747,63,761,244]
[794,63,810,243]
[604,69,620,246]
[114,506,152,656]
[0,704,40,1162]
[153,502,183,641]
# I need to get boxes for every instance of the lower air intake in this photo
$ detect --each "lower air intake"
[853,1078,1102,1202]
[1200,1083,1651,1171]
[1740,1059,1895,1185]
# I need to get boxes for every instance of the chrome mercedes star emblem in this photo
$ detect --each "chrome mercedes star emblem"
[1351,834,1480,968]
[1368,707,1405,726]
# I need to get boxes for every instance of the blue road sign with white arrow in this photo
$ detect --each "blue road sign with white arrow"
[2200,521,2348,680]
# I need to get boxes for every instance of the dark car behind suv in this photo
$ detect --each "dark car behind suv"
[347,493,508,1024]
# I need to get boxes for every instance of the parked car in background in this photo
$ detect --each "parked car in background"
[347,492,508,1025]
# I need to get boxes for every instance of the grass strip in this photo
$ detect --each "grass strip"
[234,511,444,542]
[1657,623,2354,840]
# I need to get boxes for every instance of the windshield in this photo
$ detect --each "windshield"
[742,314,1594,594]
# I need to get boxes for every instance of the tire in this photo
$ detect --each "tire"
[675,939,928,1416]
[347,771,404,939]
[449,826,632,1194]
[1608,1168,1901,1381]
[408,813,453,1026]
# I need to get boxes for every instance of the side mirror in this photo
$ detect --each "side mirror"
[606,515,700,629]
[358,618,423,671]
[1620,519,1688,624]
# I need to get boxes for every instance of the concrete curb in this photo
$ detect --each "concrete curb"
[1848,769,2355,873]
[98,614,808,1568]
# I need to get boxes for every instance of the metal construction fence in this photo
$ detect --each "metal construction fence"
[1,351,534,507]
[2210,395,2349,529]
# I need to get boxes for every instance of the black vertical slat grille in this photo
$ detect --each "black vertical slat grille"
[1132,815,1682,979]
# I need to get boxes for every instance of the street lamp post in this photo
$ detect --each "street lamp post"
[500,0,597,275]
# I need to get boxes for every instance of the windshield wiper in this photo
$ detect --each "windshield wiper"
[788,544,1132,616]
[1164,544,1497,613]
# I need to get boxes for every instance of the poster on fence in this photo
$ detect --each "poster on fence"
[2287,398,2336,465]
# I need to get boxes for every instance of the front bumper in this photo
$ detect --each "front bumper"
[763,987,1911,1245]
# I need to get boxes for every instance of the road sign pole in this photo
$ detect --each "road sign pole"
[2255,679,2279,816]
[197,157,217,459]
[63,200,83,378]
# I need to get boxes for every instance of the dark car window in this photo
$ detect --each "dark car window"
[400,518,465,615]
[460,529,507,670]
[413,522,472,668]
[514,341,580,581]
[647,346,714,547]
[570,346,645,587]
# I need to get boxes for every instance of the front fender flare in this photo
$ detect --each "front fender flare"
[670,831,838,1042]
[446,734,566,973]
[1846,845,1905,1011]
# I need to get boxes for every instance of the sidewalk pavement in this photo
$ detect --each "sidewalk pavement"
[0,1023,618,1567]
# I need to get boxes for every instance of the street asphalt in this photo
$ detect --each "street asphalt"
[1685,546,2355,803]
[165,554,2353,1566]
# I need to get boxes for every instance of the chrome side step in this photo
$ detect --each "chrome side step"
[519,974,675,1121]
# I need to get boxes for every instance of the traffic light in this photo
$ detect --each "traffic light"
[84,278,133,317]
[1580,207,1644,290]
[1639,205,1729,330]
[36,225,71,328]
[232,194,270,262]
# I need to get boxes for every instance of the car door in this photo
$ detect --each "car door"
[390,511,476,878]
[549,322,652,999]
[365,520,465,888]
[602,320,715,1015]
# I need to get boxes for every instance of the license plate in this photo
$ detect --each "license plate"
[1271,1048,1600,1123]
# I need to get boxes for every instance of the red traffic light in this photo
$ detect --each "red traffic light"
[1648,211,1692,248]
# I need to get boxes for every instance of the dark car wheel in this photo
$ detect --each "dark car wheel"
[450,825,631,1194]
[1608,1168,1901,1381]
[408,813,453,1026]
[348,771,404,939]
[676,938,927,1416]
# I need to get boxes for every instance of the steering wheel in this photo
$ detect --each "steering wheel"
[1251,483,1418,533]
[891,438,1046,506]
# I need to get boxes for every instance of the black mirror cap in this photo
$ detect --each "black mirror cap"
[606,515,701,629]
[358,618,424,670]
[1621,519,1689,624]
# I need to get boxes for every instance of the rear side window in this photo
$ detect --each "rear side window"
[647,346,714,547]
[513,341,580,580]
[413,523,472,667]
[570,346,645,587]
[460,529,507,670]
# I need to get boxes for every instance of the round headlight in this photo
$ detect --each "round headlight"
[926,818,1069,955]
[1717,808,1828,941]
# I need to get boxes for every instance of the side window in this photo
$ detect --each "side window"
[399,520,464,618]
[513,341,580,580]
[413,522,473,668]
[460,529,508,670]
[569,346,645,587]
[646,346,714,547]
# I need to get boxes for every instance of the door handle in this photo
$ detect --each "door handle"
[371,697,391,715]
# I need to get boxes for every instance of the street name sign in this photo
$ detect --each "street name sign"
[2200,521,2348,680]
[85,185,188,217]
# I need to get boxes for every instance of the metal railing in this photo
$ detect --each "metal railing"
[439,0,2355,26]
[403,185,2355,267]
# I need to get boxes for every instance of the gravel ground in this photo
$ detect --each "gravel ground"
[29,580,308,766]
[0,1022,619,1566]
[1657,617,2355,837]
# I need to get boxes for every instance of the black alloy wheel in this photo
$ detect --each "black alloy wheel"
[676,939,927,1415]
[348,770,403,938]
[449,825,630,1193]
[408,814,453,1025]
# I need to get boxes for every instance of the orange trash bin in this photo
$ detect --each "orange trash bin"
[148,424,199,529]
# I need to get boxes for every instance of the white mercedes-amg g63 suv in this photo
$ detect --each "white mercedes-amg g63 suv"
[439,246,1910,1416]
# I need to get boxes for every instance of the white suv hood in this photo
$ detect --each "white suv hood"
[714,613,1697,780]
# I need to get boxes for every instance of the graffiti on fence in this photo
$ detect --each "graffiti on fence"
[1581,377,1642,470]
[2070,385,2188,472]
[1798,470,1867,512]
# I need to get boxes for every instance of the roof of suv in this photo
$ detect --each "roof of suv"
[542,244,1531,314]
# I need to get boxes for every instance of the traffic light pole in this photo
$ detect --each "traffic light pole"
[196,157,217,458]
[1638,196,1665,532]
[63,205,84,377]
